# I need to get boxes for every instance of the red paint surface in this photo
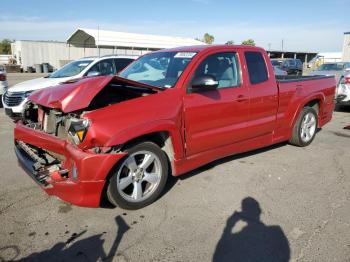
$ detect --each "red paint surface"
[15,45,336,207]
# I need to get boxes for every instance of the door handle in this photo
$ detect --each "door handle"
[237,95,248,102]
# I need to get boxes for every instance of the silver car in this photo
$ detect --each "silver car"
[336,71,350,107]
[308,62,350,83]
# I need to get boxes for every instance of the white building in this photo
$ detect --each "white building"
[342,32,350,62]
[11,28,204,71]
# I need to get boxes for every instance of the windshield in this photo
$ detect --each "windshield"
[49,60,93,78]
[317,63,344,71]
[119,51,197,88]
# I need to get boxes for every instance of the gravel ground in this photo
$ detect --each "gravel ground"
[0,73,349,262]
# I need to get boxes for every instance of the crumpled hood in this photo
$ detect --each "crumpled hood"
[29,75,162,113]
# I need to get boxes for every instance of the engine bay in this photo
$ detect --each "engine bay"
[21,81,156,141]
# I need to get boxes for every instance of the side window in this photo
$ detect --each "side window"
[244,52,268,84]
[193,52,240,88]
[114,58,134,73]
[88,59,115,76]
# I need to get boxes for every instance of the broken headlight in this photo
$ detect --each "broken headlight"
[65,118,90,144]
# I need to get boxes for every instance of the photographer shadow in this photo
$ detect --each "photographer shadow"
[18,216,129,262]
[213,197,290,262]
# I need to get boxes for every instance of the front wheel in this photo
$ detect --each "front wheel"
[289,107,318,147]
[107,141,168,210]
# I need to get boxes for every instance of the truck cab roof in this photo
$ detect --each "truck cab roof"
[153,44,266,54]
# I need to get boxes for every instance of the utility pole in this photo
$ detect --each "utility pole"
[97,25,100,57]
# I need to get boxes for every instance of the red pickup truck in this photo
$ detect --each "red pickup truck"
[14,45,335,209]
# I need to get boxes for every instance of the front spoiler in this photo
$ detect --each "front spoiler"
[14,122,127,207]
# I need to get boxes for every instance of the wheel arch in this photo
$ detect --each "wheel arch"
[100,131,177,208]
[290,94,324,132]
[120,131,176,173]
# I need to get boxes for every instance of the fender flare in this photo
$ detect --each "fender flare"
[105,119,184,160]
[290,92,325,132]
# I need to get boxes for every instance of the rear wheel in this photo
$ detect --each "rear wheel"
[107,141,168,210]
[289,106,318,147]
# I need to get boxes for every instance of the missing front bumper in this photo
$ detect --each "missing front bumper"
[14,123,127,207]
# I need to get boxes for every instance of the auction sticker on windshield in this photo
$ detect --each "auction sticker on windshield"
[174,52,197,58]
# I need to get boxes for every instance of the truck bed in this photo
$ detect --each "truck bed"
[273,74,336,144]
[276,75,335,83]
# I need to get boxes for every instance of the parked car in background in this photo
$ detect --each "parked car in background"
[270,59,287,75]
[273,66,288,76]
[271,59,282,67]
[277,59,303,75]
[2,55,136,118]
[336,71,350,107]
[0,65,8,107]
[15,45,335,209]
[308,62,350,83]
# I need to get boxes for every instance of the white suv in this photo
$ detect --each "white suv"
[336,72,350,107]
[0,65,8,106]
[3,55,136,118]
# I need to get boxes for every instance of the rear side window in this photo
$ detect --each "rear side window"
[245,52,268,84]
[88,59,115,75]
[114,58,134,73]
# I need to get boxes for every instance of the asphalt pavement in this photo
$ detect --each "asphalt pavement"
[0,73,349,262]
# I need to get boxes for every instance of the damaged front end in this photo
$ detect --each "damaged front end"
[15,101,127,207]
[15,140,63,187]
[16,101,90,185]
[13,76,159,207]
[22,101,91,146]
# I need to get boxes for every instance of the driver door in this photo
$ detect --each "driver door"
[183,51,250,156]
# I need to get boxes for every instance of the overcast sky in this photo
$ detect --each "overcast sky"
[0,0,348,52]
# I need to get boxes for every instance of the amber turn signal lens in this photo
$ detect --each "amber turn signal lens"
[76,130,85,142]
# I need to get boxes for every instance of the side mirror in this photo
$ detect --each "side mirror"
[190,75,219,92]
[87,71,101,77]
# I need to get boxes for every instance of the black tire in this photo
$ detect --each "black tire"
[107,141,168,210]
[289,106,318,147]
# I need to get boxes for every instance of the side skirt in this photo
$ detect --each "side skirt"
[173,133,280,176]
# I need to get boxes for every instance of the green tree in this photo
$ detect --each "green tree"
[241,39,256,46]
[225,40,235,45]
[0,39,12,54]
[201,33,214,44]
